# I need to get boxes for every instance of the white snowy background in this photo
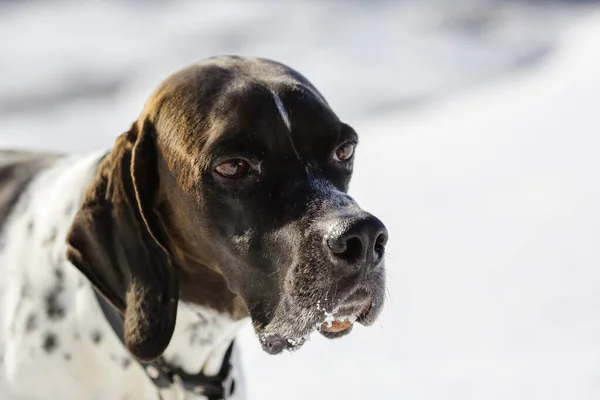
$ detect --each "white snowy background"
[1,1,600,399]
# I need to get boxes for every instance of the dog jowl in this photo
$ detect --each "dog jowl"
[67,56,388,361]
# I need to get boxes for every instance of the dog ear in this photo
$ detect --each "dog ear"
[66,119,178,362]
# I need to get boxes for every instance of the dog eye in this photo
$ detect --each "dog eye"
[215,159,250,178]
[334,142,356,162]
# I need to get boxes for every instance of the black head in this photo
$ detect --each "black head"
[66,56,388,360]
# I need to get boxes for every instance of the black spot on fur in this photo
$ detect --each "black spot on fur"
[187,319,213,346]
[54,267,64,281]
[43,332,58,353]
[74,332,80,340]
[45,264,66,321]
[25,313,37,333]
[27,220,34,233]
[45,286,65,321]
[91,330,102,344]
[64,353,72,361]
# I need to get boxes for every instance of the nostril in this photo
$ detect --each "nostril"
[329,235,364,266]
[342,236,364,265]
[373,232,387,263]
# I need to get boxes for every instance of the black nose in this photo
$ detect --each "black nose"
[326,214,388,269]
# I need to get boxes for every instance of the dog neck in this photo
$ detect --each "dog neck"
[161,301,246,375]
[157,191,250,375]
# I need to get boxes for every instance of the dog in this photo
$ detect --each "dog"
[0,56,388,400]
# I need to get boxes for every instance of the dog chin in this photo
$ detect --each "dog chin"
[257,292,382,355]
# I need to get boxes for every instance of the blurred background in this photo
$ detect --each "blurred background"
[1,0,600,399]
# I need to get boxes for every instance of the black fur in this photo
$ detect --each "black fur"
[65,56,388,360]
[42,332,58,353]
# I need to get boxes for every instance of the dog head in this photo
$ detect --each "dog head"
[67,56,388,361]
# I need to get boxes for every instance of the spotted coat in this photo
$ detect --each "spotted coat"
[0,151,246,400]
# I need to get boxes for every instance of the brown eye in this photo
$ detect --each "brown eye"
[215,159,250,178]
[334,142,356,162]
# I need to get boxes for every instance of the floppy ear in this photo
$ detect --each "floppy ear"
[66,119,178,362]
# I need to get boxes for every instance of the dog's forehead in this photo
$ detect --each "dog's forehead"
[147,57,327,123]
[148,56,341,162]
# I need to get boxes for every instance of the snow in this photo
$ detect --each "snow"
[238,9,600,400]
[0,0,592,151]
[2,1,600,399]
[316,300,335,329]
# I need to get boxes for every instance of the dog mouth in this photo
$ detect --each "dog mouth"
[259,289,377,354]
[318,292,373,338]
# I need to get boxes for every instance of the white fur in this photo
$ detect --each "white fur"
[0,152,247,400]
[271,91,291,131]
